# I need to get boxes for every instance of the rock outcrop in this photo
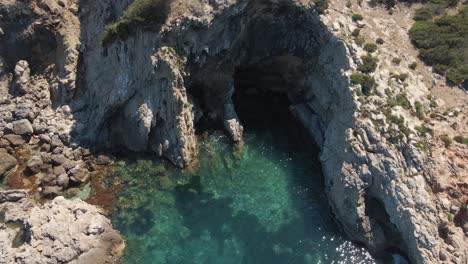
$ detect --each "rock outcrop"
[0,190,125,263]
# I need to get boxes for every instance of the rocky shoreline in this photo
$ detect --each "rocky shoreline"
[0,0,466,263]
[0,190,125,263]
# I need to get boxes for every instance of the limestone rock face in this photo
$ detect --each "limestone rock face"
[0,190,125,264]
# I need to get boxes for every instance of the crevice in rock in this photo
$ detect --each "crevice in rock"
[364,193,409,260]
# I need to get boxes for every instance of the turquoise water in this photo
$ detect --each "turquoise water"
[109,130,376,264]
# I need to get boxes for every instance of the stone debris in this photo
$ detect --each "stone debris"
[0,148,17,178]
[0,190,125,263]
[12,119,33,135]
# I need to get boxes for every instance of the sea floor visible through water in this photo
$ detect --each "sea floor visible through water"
[108,129,377,264]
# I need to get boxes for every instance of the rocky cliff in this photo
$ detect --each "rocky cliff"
[0,0,466,263]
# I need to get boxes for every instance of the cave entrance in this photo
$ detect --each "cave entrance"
[0,25,57,75]
[231,56,317,148]
[233,64,291,130]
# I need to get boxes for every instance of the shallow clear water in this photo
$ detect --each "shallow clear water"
[109,129,376,264]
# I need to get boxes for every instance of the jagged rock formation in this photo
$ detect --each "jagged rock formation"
[0,0,466,263]
[0,190,125,263]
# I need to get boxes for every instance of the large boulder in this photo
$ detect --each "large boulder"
[14,60,31,94]
[50,154,68,165]
[68,166,90,183]
[25,155,43,174]
[0,148,17,178]
[12,119,33,135]
[3,134,25,146]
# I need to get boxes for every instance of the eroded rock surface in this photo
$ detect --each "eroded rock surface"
[0,190,125,264]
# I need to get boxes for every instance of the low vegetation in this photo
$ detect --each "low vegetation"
[351,73,376,95]
[313,0,329,14]
[352,29,360,37]
[441,135,452,147]
[453,135,468,144]
[388,93,412,109]
[414,101,425,119]
[409,6,468,85]
[415,124,434,136]
[102,0,172,46]
[391,72,409,82]
[352,13,364,21]
[392,58,401,65]
[358,54,378,73]
[415,139,430,151]
[364,43,378,53]
[355,36,365,46]
[413,0,460,21]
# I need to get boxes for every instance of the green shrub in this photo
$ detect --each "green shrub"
[376,38,385,45]
[433,64,447,74]
[350,73,376,95]
[414,5,442,21]
[392,73,409,82]
[314,0,329,14]
[352,14,364,21]
[447,213,454,222]
[392,58,402,65]
[388,93,412,109]
[354,36,365,46]
[102,0,172,46]
[409,62,418,70]
[415,124,433,136]
[364,43,378,53]
[453,135,468,144]
[358,54,378,73]
[441,135,452,147]
[376,0,396,8]
[102,22,130,46]
[351,28,360,37]
[414,101,424,119]
[447,65,468,85]
[410,6,468,85]
[447,0,460,7]
[415,140,430,151]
